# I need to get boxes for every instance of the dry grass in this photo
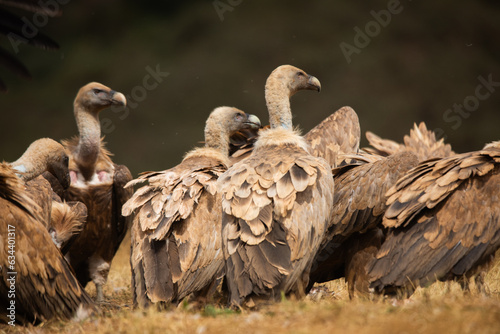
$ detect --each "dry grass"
[3,235,500,334]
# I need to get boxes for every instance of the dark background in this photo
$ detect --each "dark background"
[1,0,499,177]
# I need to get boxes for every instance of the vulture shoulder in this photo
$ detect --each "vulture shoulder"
[304,106,361,168]
[368,141,500,295]
[0,163,93,325]
[123,149,227,240]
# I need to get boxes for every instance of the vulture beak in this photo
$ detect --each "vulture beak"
[48,164,71,190]
[245,114,262,129]
[109,90,127,106]
[307,75,321,92]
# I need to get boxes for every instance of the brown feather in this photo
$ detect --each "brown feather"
[0,163,93,325]
[368,142,500,296]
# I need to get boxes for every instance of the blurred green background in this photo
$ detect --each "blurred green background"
[1,0,499,177]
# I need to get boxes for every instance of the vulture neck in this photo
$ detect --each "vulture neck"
[73,103,102,176]
[11,149,47,182]
[204,123,230,156]
[265,79,293,130]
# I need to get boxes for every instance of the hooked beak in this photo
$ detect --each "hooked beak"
[245,114,262,129]
[307,75,321,92]
[110,91,127,106]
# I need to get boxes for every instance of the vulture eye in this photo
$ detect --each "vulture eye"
[235,113,244,122]
[92,88,103,95]
[296,72,305,77]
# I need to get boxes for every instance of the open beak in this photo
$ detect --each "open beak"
[110,91,127,106]
[245,114,262,129]
[307,75,321,92]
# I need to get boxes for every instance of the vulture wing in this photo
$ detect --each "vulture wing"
[365,122,454,161]
[307,152,419,293]
[112,164,133,247]
[368,143,500,294]
[124,152,227,306]
[304,106,361,168]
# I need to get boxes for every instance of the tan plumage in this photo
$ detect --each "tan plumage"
[367,141,500,296]
[365,122,455,161]
[0,144,93,324]
[219,65,333,307]
[304,106,360,168]
[307,152,419,297]
[122,107,261,308]
[61,82,133,302]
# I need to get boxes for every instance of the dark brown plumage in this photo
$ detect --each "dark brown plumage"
[219,65,333,308]
[0,146,93,324]
[367,141,500,296]
[307,151,419,297]
[61,82,132,302]
[365,122,455,161]
[122,107,261,308]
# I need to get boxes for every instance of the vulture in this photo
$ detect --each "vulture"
[218,65,334,308]
[367,141,500,297]
[0,140,93,325]
[0,0,60,91]
[365,122,455,161]
[122,107,261,309]
[61,82,133,302]
[307,151,419,297]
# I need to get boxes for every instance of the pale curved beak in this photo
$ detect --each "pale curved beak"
[245,114,262,129]
[110,91,127,106]
[307,75,321,92]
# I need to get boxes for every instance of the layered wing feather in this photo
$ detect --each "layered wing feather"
[304,106,360,168]
[308,152,419,288]
[124,150,227,306]
[368,143,500,293]
[365,122,455,161]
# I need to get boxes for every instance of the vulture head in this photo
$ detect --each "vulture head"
[204,106,261,153]
[11,138,70,187]
[266,65,321,98]
[74,82,127,114]
[264,65,321,130]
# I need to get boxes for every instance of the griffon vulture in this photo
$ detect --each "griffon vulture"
[367,141,500,296]
[61,82,133,301]
[218,65,333,308]
[365,122,455,161]
[122,107,261,308]
[0,141,93,325]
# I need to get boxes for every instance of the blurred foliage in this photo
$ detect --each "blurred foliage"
[1,0,500,177]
